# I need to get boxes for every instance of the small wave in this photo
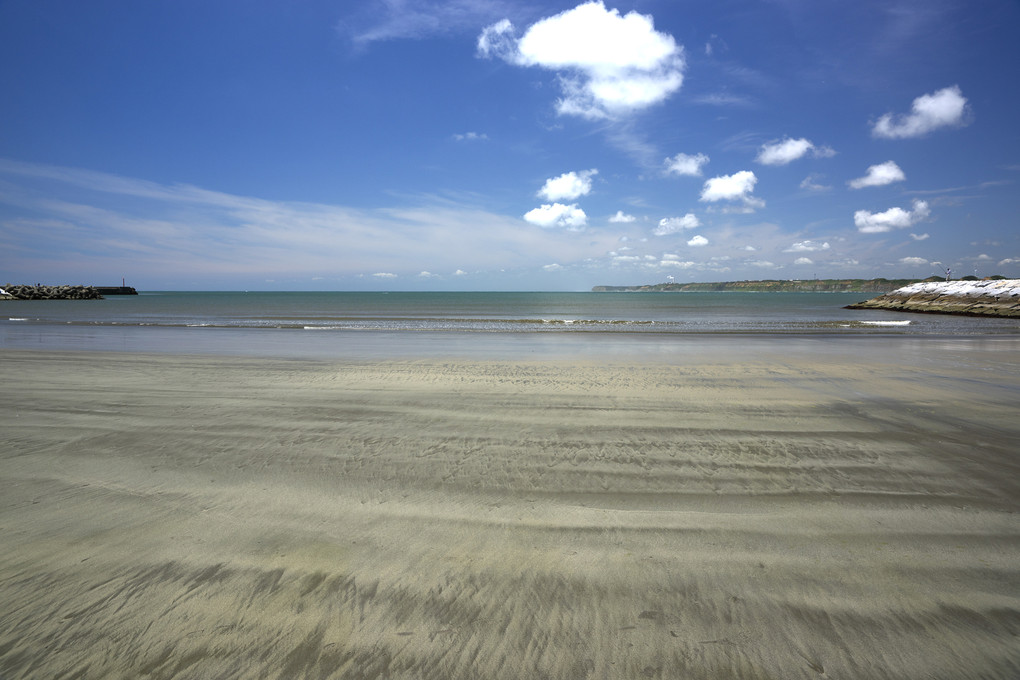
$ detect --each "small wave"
[861,320,912,326]
[8,318,27,322]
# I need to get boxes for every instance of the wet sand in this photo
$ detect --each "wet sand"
[1,347,1018,679]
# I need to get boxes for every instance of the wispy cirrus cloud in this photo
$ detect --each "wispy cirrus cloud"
[0,158,618,283]
[340,0,516,48]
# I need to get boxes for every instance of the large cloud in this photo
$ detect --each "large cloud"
[478,1,685,119]
[523,202,588,230]
[699,170,764,211]
[848,161,905,189]
[538,169,597,201]
[755,138,835,166]
[872,86,970,139]
[854,199,930,233]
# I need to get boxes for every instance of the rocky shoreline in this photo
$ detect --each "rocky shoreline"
[0,284,105,300]
[846,279,1020,318]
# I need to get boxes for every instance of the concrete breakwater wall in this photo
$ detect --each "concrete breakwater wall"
[846,279,1020,318]
[1,284,105,300]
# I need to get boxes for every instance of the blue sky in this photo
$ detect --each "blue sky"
[1,0,1018,290]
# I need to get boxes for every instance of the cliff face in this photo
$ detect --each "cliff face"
[845,280,1020,318]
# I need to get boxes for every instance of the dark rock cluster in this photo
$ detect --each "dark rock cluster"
[846,280,1020,318]
[1,284,104,300]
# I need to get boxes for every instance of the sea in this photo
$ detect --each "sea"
[2,291,1018,361]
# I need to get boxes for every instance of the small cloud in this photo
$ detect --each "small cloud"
[660,259,694,268]
[899,256,929,266]
[794,257,813,265]
[418,271,435,278]
[848,161,906,189]
[687,234,709,247]
[538,169,598,201]
[784,240,830,253]
[700,170,763,211]
[452,132,488,142]
[910,233,930,241]
[372,272,397,279]
[664,152,709,177]
[654,213,700,235]
[872,85,970,139]
[755,137,834,166]
[478,1,686,120]
[543,263,563,271]
[800,174,831,192]
[523,203,588,230]
[453,269,467,276]
[998,258,1020,266]
[609,210,636,223]
[855,199,931,233]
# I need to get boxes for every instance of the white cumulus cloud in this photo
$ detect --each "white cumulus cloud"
[700,170,763,211]
[784,240,830,253]
[872,85,970,139]
[538,169,598,201]
[854,199,930,233]
[794,257,813,265]
[899,256,928,266]
[609,210,636,223]
[664,152,709,176]
[755,137,834,166]
[687,234,709,247]
[653,213,700,235]
[848,161,906,189]
[478,1,685,119]
[524,203,588,230]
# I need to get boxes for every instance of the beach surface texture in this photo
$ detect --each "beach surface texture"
[847,278,1020,317]
[1,346,1018,679]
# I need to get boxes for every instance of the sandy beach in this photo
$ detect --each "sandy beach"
[1,346,1018,679]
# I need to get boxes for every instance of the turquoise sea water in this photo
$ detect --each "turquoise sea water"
[2,291,1018,359]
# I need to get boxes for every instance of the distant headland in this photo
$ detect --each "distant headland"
[592,277,941,293]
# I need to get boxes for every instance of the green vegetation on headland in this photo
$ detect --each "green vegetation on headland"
[591,276,1003,294]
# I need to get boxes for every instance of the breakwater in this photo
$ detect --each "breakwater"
[1,284,105,300]
[846,279,1020,318]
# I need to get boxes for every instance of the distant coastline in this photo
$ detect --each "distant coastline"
[591,278,937,293]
